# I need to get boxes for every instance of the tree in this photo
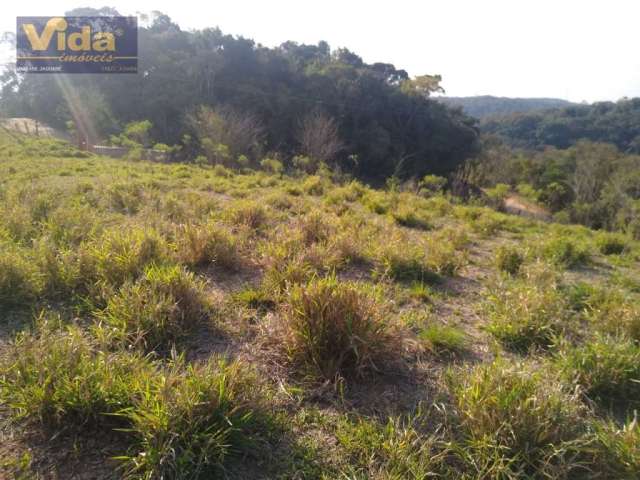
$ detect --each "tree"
[571,141,618,204]
[296,111,343,169]
[187,106,265,166]
[401,75,445,98]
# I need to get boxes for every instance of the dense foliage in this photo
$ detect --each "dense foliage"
[482,97,640,152]
[0,9,479,180]
[470,138,640,236]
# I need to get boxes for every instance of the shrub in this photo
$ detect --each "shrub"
[390,204,431,230]
[450,360,590,478]
[484,183,510,210]
[540,236,590,268]
[121,359,261,479]
[419,324,467,356]
[596,232,628,255]
[302,175,326,195]
[324,182,365,206]
[277,276,398,380]
[556,335,640,408]
[260,157,284,174]
[44,203,100,246]
[469,211,508,237]
[96,265,211,351]
[407,281,432,303]
[486,270,570,352]
[174,222,240,270]
[418,174,447,196]
[35,241,82,299]
[516,183,540,202]
[495,245,524,275]
[363,191,393,215]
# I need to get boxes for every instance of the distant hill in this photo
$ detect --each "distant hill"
[435,95,576,119]
[480,97,640,152]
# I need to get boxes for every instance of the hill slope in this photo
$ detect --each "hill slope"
[437,95,576,119]
[481,97,640,151]
[1,133,639,478]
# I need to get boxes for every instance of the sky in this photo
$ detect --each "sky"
[2,0,640,103]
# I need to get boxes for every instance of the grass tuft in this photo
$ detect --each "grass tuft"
[556,334,640,408]
[495,245,524,275]
[450,360,590,478]
[277,276,400,380]
[486,266,570,352]
[95,264,211,351]
[120,358,262,479]
[419,324,468,356]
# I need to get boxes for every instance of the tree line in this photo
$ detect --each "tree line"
[0,8,479,181]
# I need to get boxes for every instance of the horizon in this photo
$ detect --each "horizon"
[2,0,640,103]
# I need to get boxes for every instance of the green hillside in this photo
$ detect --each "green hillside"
[1,132,639,479]
[436,95,575,119]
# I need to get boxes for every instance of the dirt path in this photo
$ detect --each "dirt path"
[504,194,551,220]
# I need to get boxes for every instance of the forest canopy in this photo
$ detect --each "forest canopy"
[481,98,640,153]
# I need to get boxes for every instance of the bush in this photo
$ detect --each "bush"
[260,157,284,174]
[277,276,399,380]
[390,204,431,230]
[96,265,211,351]
[495,245,524,275]
[596,232,628,255]
[540,236,590,268]
[362,190,393,214]
[484,183,510,210]
[486,269,570,352]
[418,174,447,196]
[302,175,326,196]
[450,360,590,478]
[556,335,640,408]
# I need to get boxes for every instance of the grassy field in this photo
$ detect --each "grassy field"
[1,132,640,479]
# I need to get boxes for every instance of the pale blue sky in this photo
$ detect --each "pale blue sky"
[2,0,640,102]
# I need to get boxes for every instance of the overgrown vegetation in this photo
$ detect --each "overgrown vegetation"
[1,131,639,478]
